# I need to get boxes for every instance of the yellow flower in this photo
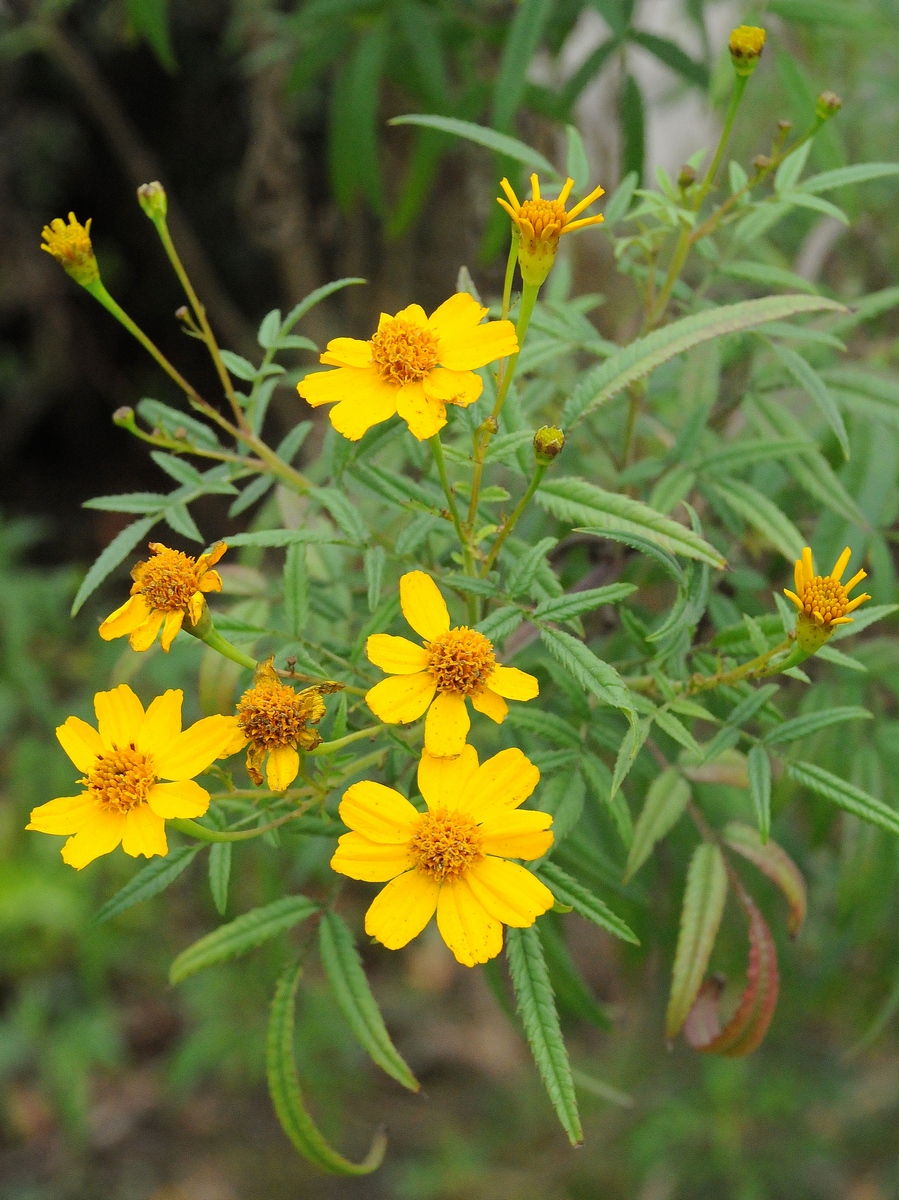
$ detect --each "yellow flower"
[784,545,871,653]
[330,745,555,966]
[496,174,605,286]
[224,660,338,791]
[365,571,539,758]
[296,292,518,442]
[40,212,100,287]
[99,542,227,652]
[728,25,765,75]
[27,685,237,869]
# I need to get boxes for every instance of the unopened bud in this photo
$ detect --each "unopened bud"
[728,25,766,76]
[777,120,793,134]
[816,91,842,120]
[483,416,499,436]
[752,155,772,172]
[678,164,697,189]
[534,425,565,464]
[137,181,168,221]
[113,406,136,430]
[795,611,834,655]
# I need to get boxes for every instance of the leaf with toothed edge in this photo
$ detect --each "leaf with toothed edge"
[666,843,728,1039]
[721,822,807,937]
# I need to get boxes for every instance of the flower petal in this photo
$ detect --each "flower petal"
[320,337,373,369]
[98,594,151,640]
[296,365,370,406]
[438,319,519,372]
[95,684,145,751]
[465,858,555,926]
[427,292,489,341]
[417,745,479,811]
[129,610,165,652]
[488,665,539,701]
[122,804,168,859]
[61,809,125,870]
[395,382,446,441]
[424,690,470,758]
[331,831,413,882]
[464,748,540,815]
[364,869,439,949]
[147,779,211,819]
[56,716,103,771]
[198,570,222,593]
[328,393,398,441]
[27,793,95,835]
[160,610,184,652]
[399,571,450,641]
[390,303,428,327]
[339,780,420,842]
[365,673,436,725]
[470,687,508,723]
[138,689,183,755]
[477,810,554,860]
[266,745,300,791]
[422,367,483,409]
[366,634,429,675]
[152,715,239,781]
[436,875,503,966]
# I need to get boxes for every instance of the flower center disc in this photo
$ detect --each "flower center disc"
[137,547,201,611]
[85,748,155,813]
[799,575,848,626]
[410,808,483,881]
[427,628,496,694]
[237,681,324,749]
[518,198,566,241]
[370,318,440,386]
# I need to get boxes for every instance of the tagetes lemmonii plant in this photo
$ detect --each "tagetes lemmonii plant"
[365,571,539,757]
[785,545,871,653]
[330,746,554,966]
[27,685,235,868]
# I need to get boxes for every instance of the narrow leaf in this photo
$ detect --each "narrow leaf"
[707,478,804,560]
[170,896,318,984]
[208,842,231,916]
[666,844,728,1038]
[71,515,159,615]
[389,115,560,178]
[94,846,199,923]
[765,705,871,747]
[539,628,634,717]
[788,761,899,837]
[771,342,850,460]
[747,745,772,842]
[533,583,637,622]
[537,862,639,944]
[721,821,807,936]
[625,768,691,882]
[312,486,369,543]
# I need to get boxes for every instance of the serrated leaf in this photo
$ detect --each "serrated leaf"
[223,529,338,549]
[94,846,199,923]
[706,478,804,560]
[561,295,845,429]
[747,745,772,842]
[719,261,818,295]
[788,761,899,837]
[771,343,850,460]
[208,842,231,916]
[83,492,167,513]
[389,115,560,179]
[475,605,524,644]
[137,398,220,449]
[666,843,728,1038]
[581,753,633,847]
[267,960,386,1174]
[765,705,871,747]
[151,451,205,486]
[721,822,806,936]
[539,764,586,844]
[71,515,160,615]
[364,546,386,612]
[610,717,651,800]
[534,583,637,623]
[229,473,275,518]
[319,912,419,1091]
[538,476,724,567]
[506,536,558,597]
[283,542,308,638]
[702,684,780,764]
[625,768,691,881]
[537,862,638,943]
[311,486,369,543]
[164,503,203,542]
[800,162,899,194]
[539,628,634,718]
[653,708,700,757]
[170,896,318,984]
[831,603,898,640]
[506,925,582,1145]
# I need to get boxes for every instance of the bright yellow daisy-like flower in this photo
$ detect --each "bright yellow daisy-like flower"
[27,684,236,869]
[99,541,227,652]
[223,660,338,791]
[497,174,605,286]
[784,545,871,653]
[296,292,518,442]
[365,571,539,758]
[40,212,100,287]
[330,745,555,966]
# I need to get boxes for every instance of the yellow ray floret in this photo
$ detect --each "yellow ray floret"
[41,212,100,287]
[784,545,871,632]
[497,174,605,285]
[27,685,238,869]
[296,293,518,443]
[365,571,539,758]
[330,745,555,966]
[99,541,227,652]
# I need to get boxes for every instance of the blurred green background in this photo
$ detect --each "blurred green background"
[3,1,899,1196]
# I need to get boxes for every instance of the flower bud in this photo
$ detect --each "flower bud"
[752,155,772,172]
[40,213,100,288]
[137,181,168,221]
[534,425,565,464]
[677,164,697,189]
[794,611,835,655]
[815,91,842,121]
[728,25,766,76]
[112,406,136,430]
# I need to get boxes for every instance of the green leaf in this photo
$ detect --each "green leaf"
[125,0,175,71]
[318,912,419,1091]
[71,515,160,616]
[506,925,582,1145]
[604,170,638,224]
[310,487,369,543]
[282,279,366,332]
[533,583,637,623]
[653,708,700,758]
[83,492,167,514]
[363,546,385,612]
[169,896,319,984]
[538,475,725,567]
[151,452,205,486]
[747,745,773,842]
[560,295,845,430]
[782,190,849,224]
[283,543,308,637]
[229,474,275,518]
[223,529,337,548]
[219,350,259,381]
[491,0,553,131]
[137,398,221,449]
[788,761,899,837]
[774,141,812,194]
[765,705,871,747]
[625,768,691,881]
[94,846,200,923]
[267,960,386,1174]
[620,73,644,183]
[565,125,590,191]
[770,343,850,460]
[610,718,651,800]
[800,162,899,194]
[706,478,804,561]
[258,309,282,349]
[719,261,818,295]
[537,862,638,943]
[665,843,728,1038]
[721,822,807,936]
[208,843,231,916]
[696,437,810,476]
[582,754,633,848]
[539,628,634,717]
[539,764,586,845]
[831,603,898,640]
[702,684,780,764]
[475,605,524,644]
[329,25,386,213]
[506,536,558,597]
[388,115,560,179]
[627,30,708,88]
[164,503,203,543]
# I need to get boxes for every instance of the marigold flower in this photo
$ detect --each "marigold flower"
[330,745,555,966]
[40,212,100,287]
[27,685,236,869]
[223,660,336,791]
[296,293,518,442]
[728,25,765,76]
[784,545,871,653]
[496,174,605,286]
[99,542,227,652]
[365,571,539,758]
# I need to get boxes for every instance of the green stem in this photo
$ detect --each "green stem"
[481,461,548,575]
[694,74,748,210]
[307,725,385,756]
[620,380,645,467]
[191,625,258,670]
[169,808,313,843]
[686,636,794,695]
[501,229,520,323]
[430,434,476,616]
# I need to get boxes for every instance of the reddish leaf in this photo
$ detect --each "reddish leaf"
[722,821,807,937]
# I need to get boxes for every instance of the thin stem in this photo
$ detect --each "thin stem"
[307,725,386,756]
[169,807,316,843]
[193,626,258,671]
[686,637,793,695]
[429,434,467,548]
[620,380,645,467]
[481,462,548,575]
[501,230,520,323]
[694,75,748,210]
